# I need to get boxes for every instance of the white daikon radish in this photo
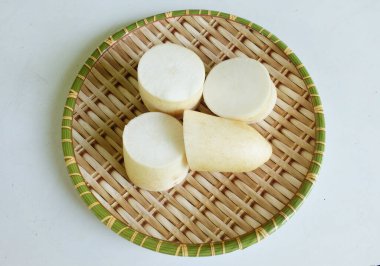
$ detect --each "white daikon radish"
[183,110,272,172]
[138,43,205,117]
[203,57,276,123]
[123,112,189,191]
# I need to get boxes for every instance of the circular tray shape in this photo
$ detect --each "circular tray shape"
[61,10,325,257]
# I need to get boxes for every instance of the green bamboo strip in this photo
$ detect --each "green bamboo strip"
[79,191,92,197]
[74,182,86,189]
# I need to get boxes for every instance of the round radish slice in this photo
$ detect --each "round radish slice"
[138,43,205,117]
[203,57,275,122]
[122,112,189,191]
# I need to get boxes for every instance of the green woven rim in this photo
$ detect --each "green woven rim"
[61,9,325,257]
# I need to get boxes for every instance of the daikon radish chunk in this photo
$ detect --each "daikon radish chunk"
[203,57,275,122]
[138,43,205,117]
[183,110,272,172]
[122,112,189,191]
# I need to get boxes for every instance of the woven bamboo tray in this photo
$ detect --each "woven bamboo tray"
[61,10,325,256]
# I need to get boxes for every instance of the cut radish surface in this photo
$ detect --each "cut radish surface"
[203,57,276,122]
[138,43,205,117]
[122,112,189,191]
[183,110,272,172]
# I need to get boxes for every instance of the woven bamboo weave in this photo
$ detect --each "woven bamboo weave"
[61,10,325,256]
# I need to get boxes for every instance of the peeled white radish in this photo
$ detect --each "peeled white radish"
[122,112,189,191]
[203,57,276,123]
[183,110,272,172]
[138,43,205,117]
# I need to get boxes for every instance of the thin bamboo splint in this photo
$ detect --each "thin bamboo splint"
[61,10,325,256]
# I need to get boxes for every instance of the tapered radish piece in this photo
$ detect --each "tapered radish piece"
[123,112,189,191]
[138,43,205,117]
[183,110,272,172]
[203,57,276,123]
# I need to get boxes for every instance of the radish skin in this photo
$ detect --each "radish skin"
[183,110,272,172]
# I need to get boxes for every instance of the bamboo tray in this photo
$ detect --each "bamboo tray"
[61,10,325,256]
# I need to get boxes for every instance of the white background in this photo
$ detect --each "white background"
[1,0,379,265]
